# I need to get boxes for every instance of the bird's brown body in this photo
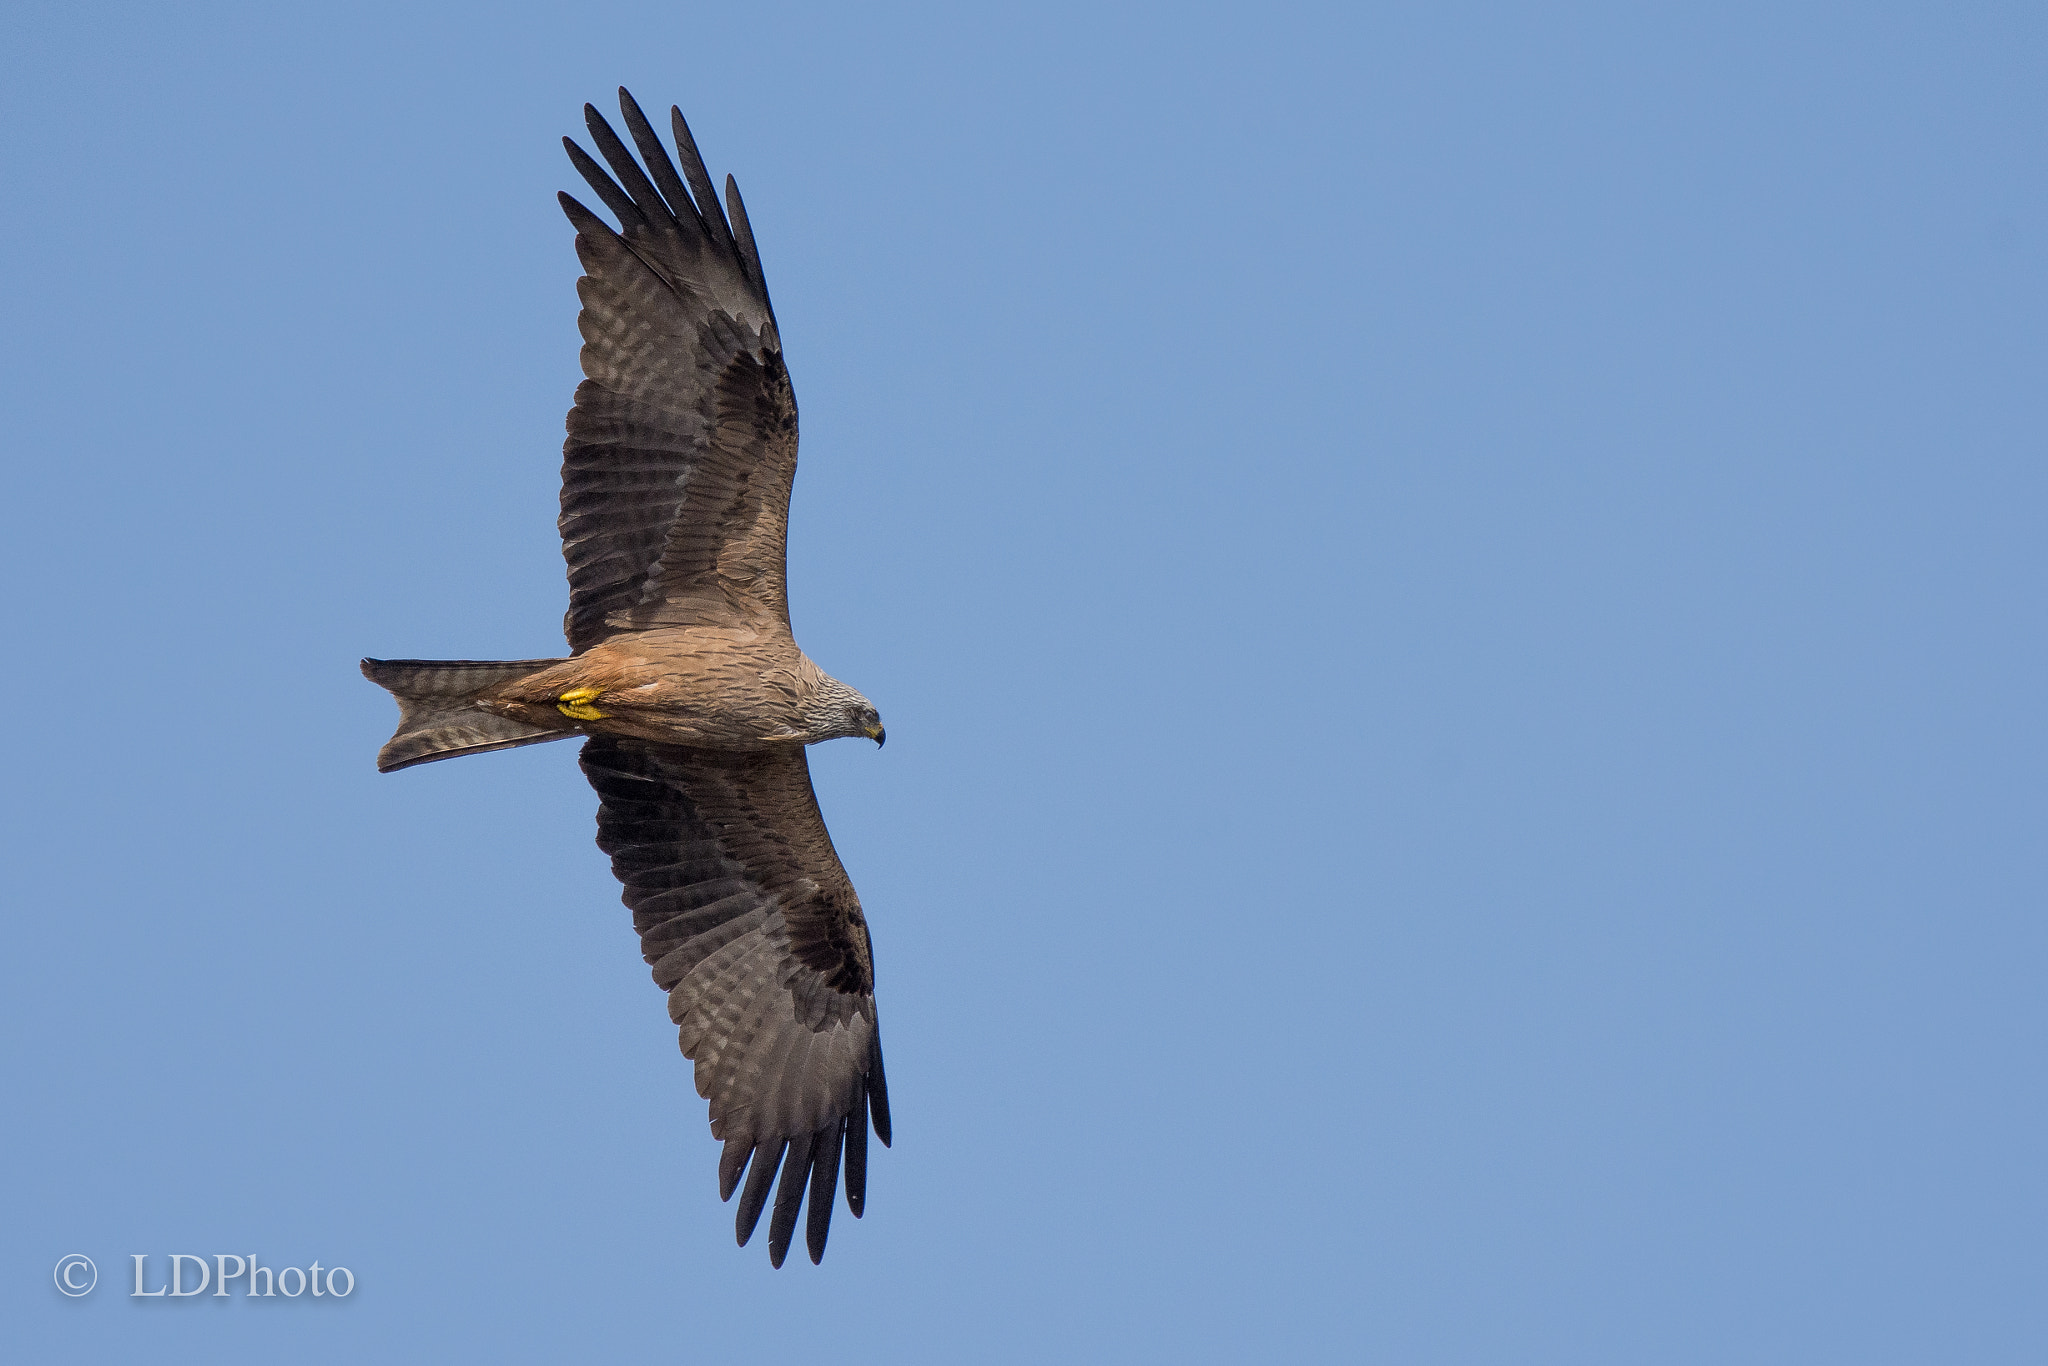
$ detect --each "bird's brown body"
[483,626,830,749]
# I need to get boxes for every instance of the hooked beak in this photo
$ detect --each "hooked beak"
[864,723,886,748]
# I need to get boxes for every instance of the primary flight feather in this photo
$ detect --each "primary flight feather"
[362,89,890,1268]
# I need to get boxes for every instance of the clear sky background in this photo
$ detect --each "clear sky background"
[3,3,2044,1362]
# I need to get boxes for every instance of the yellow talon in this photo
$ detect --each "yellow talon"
[557,686,608,721]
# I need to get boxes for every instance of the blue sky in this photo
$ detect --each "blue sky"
[3,2,2044,1361]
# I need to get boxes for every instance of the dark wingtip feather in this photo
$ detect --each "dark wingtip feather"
[805,1119,844,1263]
[557,189,599,230]
[718,1136,751,1202]
[584,102,674,234]
[766,1131,815,1268]
[868,1047,893,1148]
[734,1138,783,1246]
[617,87,699,235]
[562,136,643,232]
[723,174,774,311]
[670,105,737,257]
[844,1090,869,1216]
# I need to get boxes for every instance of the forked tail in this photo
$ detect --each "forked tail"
[360,657,572,772]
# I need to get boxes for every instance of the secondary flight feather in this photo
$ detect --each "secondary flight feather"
[361,89,891,1268]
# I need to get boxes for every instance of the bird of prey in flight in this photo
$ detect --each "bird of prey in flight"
[362,89,891,1267]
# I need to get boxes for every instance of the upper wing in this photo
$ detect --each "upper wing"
[579,736,891,1267]
[557,90,798,652]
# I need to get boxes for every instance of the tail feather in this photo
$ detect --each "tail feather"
[361,657,571,772]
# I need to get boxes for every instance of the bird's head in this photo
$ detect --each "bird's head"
[805,676,886,748]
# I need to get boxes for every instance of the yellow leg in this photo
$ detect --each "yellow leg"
[557,686,608,721]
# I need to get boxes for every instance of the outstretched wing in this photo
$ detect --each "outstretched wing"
[558,89,798,652]
[579,736,891,1267]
